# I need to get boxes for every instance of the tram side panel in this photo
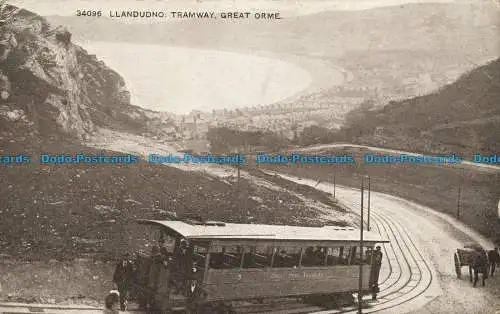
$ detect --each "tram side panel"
[202,266,373,301]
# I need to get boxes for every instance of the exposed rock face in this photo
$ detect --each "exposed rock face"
[0,5,171,140]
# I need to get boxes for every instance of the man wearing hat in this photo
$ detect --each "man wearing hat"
[371,246,383,300]
[488,247,499,276]
[113,254,136,311]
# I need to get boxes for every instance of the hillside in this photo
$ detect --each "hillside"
[343,57,500,155]
[0,4,178,141]
[0,5,350,261]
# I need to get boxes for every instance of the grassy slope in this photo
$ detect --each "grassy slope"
[344,57,500,156]
[255,147,500,244]
[0,130,351,303]
[0,123,348,261]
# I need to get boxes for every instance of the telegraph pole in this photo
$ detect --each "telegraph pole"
[367,176,371,231]
[358,177,365,314]
[237,148,242,218]
[333,171,336,199]
[457,168,462,220]
[237,149,241,185]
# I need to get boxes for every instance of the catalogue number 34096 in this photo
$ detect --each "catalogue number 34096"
[76,10,102,17]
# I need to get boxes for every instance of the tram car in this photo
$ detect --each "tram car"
[454,243,489,280]
[126,219,389,313]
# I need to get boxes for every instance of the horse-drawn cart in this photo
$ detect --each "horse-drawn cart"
[454,243,489,281]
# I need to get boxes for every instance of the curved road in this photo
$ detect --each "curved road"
[273,172,498,314]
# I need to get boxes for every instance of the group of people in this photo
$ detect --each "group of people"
[103,237,179,313]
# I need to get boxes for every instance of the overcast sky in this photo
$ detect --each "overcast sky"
[11,0,463,17]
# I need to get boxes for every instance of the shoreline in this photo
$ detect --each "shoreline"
[75,40,350,115]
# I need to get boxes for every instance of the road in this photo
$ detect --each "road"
[271,172,499,314]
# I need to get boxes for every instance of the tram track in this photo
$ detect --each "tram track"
[317,187,437,314]
[362,211,432,313]
[371,211,422,302]
[266,175,440,314]
[232,177,438,314]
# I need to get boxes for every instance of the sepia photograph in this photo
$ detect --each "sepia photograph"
[0,0,499,313]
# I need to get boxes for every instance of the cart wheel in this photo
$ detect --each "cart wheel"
[454,252,461,279]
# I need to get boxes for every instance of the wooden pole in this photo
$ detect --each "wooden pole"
[457,168,462,220]
[358,177,364,314]
[333,172,336,199]
[367,176,371,231]
[237,149,242,218]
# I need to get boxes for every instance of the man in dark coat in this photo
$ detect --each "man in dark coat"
[472,250,488,287]
[113,255,136,311]
[371,246,383,300]
[488,247,499,276]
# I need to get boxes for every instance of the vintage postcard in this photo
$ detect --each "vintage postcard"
[0,0,499,313]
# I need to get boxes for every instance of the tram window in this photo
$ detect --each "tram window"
[209,246,243,269]
[352,246,373,265]
[345,246,356,265]
[302,246,327,267]
[273,246,300,268]
[364,247,374,264]
[326,247,349,266]
[193,245,208,254]
[242,245,272,268]
[191,244,208,266]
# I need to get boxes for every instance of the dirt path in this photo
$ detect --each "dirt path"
[272,172,500,314]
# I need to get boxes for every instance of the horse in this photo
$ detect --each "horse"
[471,251,489,287]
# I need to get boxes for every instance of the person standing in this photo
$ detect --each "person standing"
[371,246,383,300]
[488,247,499,276]
[113,255,136,311]
[472,250,488,287]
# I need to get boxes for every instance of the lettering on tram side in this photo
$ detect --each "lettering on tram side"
[302,272,325,279]
[288,272,301,280]
[270,273,283,281]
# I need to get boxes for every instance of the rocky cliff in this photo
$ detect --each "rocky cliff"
[0,4,173,142]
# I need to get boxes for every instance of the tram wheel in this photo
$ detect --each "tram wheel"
[454,252,461,279]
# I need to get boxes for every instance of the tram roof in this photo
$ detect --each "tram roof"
[136,219,389,243]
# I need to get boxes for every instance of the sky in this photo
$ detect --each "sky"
[10,0,462,17]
